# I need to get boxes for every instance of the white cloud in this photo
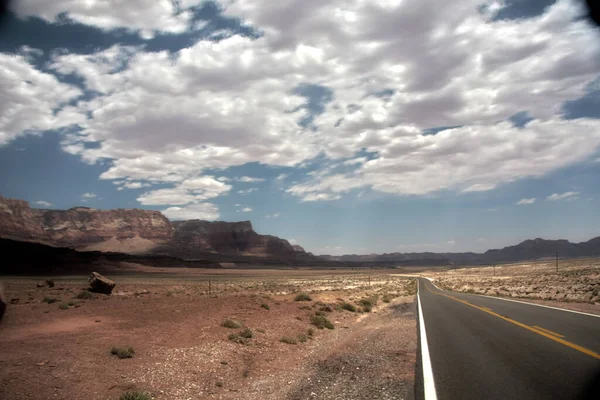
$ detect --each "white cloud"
[236,176,265,183]
[238,188,258,195]
[265,212,281,218]
[0,52,82,145]
[546,191,579,201]
[299,193,342,202]
[13,0,194,38]
[275,173,289,181]
[162,203,220,221]
[81,193,97,199]
[517,198,536,205]
[137,176,231,205]
[447,240,456,246]
[118,181,151,190]
[462,183,497,193]
[241,207,253,212]
[35,200,53,207]
[2,0,600,207]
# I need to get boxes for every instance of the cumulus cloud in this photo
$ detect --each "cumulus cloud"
[546,191,579,201]
[137,177,231,205]
[463,184,497,193]
[35,200,53,207]
[2,0,600,208]
[238,188,258,194]
[162,203,220,221]
[517,198,536,205]
[81,193,97,199]
[0,52,82,145]
[236,176,265,183]
[241,207,252,212]
[13,0,194,38]
[117,181,151,191]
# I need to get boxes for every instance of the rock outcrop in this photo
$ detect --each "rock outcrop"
[89,272,115,294]
[165,220,297,258]
[0,196,172,253]
[0,196,45,241]
[33,207,173,251]
[292,245,306,252]
[0,195,311,263]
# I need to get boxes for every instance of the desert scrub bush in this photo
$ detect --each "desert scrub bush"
[256,328,265,333]
[294,293,312,301]
[299,305,311,310]
[120,391,151,400]
[280,336,297,345]
[298,334,308,343]
[382,294,393,303]
[58,302,69,310]
[310,315,334,330]
[260,303,270,310]
[111,346,135,359]
[359,299,373,312]
[222,319,242,329]
[43,297,57,304]
[340,302,356,312]
[216,381,224,387]
[307,328,315,337]
[405,280,418,296]
[319,304,333,312]
[76,290,93,300]
[228,332,250,345]
[240,328,253,339]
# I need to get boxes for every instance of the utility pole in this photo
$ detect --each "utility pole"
[556,252,558,273]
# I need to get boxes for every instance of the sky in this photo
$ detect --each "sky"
[1,0,600,255]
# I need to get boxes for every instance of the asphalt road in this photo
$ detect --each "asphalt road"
[415,277,600,400]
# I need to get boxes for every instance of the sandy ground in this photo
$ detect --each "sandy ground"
[0,271,417,400]
[424,259,600,315]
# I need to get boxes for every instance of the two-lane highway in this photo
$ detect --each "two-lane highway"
[415,277,600,400]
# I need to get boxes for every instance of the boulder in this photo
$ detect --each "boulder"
[36,280,55,288]
[88,272,115,294]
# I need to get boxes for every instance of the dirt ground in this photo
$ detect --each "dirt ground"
[0,270,417,400]
[424,259,600,315]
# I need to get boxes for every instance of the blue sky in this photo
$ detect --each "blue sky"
[1,0,600,255]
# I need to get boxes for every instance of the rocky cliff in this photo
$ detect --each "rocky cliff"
[0,195,172,253]
[0,196,45,241]
[0,195,310,262]
[162,220,297,258]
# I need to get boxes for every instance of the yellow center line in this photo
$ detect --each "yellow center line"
[481,307,493,312]
[533,326,565,338]
[424,281,600,360]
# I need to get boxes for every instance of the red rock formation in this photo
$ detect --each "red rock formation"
[33,207,173,249]
[169,220,296,257]
[0,196,45,240]
[0,196,172,252]
[0,196,308,261]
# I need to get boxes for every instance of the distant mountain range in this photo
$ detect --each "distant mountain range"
[320,237,600,265]
[1,195,599,272]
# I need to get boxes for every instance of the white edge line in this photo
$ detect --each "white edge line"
[422,277,600,319]
[417,279,438,400]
